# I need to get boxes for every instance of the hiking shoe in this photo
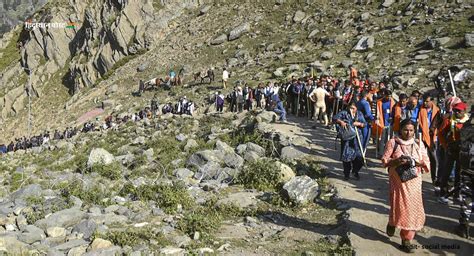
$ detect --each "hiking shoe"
[386,224,395,237]
[400,240,415,253]
[344,175,350,181]
[434,186,441,196]
[353,173,360,180]
[438,196,450,204]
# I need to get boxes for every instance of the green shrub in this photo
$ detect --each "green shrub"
[177,207,222,238]
[59,180,111,206]
[90,162,122,180]
[236,160,280,191]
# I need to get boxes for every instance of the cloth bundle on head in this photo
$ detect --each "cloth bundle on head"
[452,101,467,112]
[446,96,462,113]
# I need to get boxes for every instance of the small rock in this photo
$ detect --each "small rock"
[465,33,474,47]
[381,0,395,8]
[137,63,148,72]
[353,36,375,51]
[211,34,228,45]
[199,5,211,16]
[184,139,199,152]
[320,51,333,60]
[46,227,66,238]
[293,10,306,23]
[307,29,319,39]
[159,247,185,256]
[414,54,429,60]
[91,238,113,250]
[229,23,250,41]
[360,12,370,21]
[173,168,194,180]
[175,134,187,142]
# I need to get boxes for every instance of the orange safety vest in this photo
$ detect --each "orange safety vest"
[417,105,439,149]
[372,98,395,139]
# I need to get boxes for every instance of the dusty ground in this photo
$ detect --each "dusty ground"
[273,116,474,256]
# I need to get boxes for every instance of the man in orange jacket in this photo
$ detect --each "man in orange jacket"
[437,102,470,203]
[417,93,442,188]
[391,93,409,134]
[373,89,395,155]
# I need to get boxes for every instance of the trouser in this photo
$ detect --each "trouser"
[308,101,315,119]
[361,125,371,151]
[343,157,363,177]
[237,102,243,112]
[217,104,223,112]
[425,142,439,185]
[245,100,253,110]
[274,108,286,121]
[440,148,461,198]
[314,104,328,125]
[230,101,236,112]
[292,97,299,115]
[378,127,390,154]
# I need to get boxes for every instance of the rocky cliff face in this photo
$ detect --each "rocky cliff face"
[0,0,203,123]
[0,0,48,36]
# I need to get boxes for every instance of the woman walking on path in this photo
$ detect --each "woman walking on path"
[333,101,367,180]
[381,119,430,253]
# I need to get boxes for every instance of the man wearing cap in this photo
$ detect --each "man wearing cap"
[437,101,470,203]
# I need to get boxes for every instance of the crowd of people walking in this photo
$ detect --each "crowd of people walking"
[215,65,473,252]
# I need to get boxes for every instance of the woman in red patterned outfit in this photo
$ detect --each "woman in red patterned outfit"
[381,119,430,253]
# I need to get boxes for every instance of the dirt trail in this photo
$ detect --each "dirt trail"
[273,116,473,255]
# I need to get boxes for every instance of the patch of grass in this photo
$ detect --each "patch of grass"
[0,28,21,71]
[90,162,122,180]
[95,227,170,247]
[177,206,222,239]
[146,136,185,171]
[236,160,281,191]
[10,172,30,191]
[119,182,194,214]
[59,179,112,207]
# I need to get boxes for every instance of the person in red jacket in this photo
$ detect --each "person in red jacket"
[437,102,470,204]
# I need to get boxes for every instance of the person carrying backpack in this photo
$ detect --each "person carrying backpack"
[216,91,225,112]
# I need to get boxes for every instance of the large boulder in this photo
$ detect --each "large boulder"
[281,146,307,161]
[282,176,319,205]
[228,23,250,41]
[217,191,261,209]
[35,208,86,229]
[87,148,115,167]
[352,36,375,51]
[256,111,278,123]
[11,184,42,201]
[18,225,46,244]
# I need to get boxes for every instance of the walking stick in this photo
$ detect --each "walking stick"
[306,94,310,119]
[448,69,457,98]
[297,92,300,116]
[355,126,368,168]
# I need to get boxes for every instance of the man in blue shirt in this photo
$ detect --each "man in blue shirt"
[356,91,374,151]
[272,94,287,122]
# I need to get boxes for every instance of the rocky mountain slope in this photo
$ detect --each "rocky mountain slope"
[1,0,473,142]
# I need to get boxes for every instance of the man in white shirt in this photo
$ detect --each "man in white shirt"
[309,83,330,126]
[222,68,229,89]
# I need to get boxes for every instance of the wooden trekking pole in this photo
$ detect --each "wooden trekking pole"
[448,69,457,98]
[306,93,310,118]
[297,92,300,116]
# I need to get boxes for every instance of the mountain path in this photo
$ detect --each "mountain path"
[272,116,473,255]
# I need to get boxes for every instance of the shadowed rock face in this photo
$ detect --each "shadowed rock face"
[0,0,48,37]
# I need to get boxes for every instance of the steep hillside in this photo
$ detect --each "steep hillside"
[0,0,473,141]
